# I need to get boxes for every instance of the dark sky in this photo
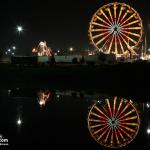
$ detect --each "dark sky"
[0,0,149,54]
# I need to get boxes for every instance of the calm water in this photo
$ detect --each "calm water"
[0,88,150,149]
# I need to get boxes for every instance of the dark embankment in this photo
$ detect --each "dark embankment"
[0,62,150,98]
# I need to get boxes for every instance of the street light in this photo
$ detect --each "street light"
[17,26,23,33]
[12,46,16,50]
[17,117,22,126]
[69,47,73,51]
[147,128,150,135]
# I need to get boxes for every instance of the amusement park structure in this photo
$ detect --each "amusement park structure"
[89,2,144,60]
[32,41,53,56]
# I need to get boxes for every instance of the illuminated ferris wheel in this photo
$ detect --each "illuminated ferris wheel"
[87,96,140,148]
[89,2,143,57]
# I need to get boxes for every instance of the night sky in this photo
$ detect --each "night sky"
[0,0,149,55]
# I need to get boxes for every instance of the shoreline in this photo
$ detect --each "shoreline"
[0,62,149,97]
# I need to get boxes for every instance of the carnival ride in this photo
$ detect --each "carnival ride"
[89,2,143,59]
[87,96,140,148]
[32,41,53,56]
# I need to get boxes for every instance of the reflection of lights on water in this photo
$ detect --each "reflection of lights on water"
[38,91,50,107]
[146,103,150,108]
[147,128,150,134]
[88,96,140,148]
[39,100,45,106]
[8,89,11,95]
[56,94,60,98]
[17,118,22,126]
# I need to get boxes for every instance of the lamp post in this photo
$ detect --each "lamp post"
[16,25,23,54]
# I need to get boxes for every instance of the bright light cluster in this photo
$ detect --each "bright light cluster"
[32,41,53,56]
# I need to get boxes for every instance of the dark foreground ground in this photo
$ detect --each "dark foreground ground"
[0,62,150,99]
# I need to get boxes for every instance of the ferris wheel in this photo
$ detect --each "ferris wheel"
[87,96,140,148]
[89,2,143,57]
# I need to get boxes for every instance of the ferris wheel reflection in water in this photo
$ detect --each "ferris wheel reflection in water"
[87,96,140,148]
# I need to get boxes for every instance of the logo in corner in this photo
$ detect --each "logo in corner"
[0,134,8,146]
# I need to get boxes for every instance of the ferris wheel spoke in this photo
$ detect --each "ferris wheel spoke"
[94,125,108,135]
[96,31,113,46]
[121,13,136,26]
[106,98,113,117]
[117,128,126,141]
[97,126,109,141]
[121,122,139,126]
[94,105,109,119]
[119,34,132,48]
[115,99,123,117]
[89,119,103,123]
[119,116,138,122]
[117,102,131,118]
[118,11,128,25]
[121,27,142,30]
[104,128,111,143]
[119,126,132,139]
[119,33,135,49]
[95,15,111,26]
[113,3,117,23]
[115,34,118,54]
[106,8,115,25]
[119,124,136,133]
[90,122,107,129]
[90,112,107,120]
[119,109,135,119]
[113,96,117,116]
[114,129,120,144]
[92,31,111,40]
[91,28,110,32]
[117,34,125,54]
[120,31,138,45]
[121,20,140,28]
[92,22,110,28]
[107,34,115,53]
[117,6,125,24]
[121,30,141,38]
[101,35,113,50]
[100,9,113,25]
[110,130,114,145]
